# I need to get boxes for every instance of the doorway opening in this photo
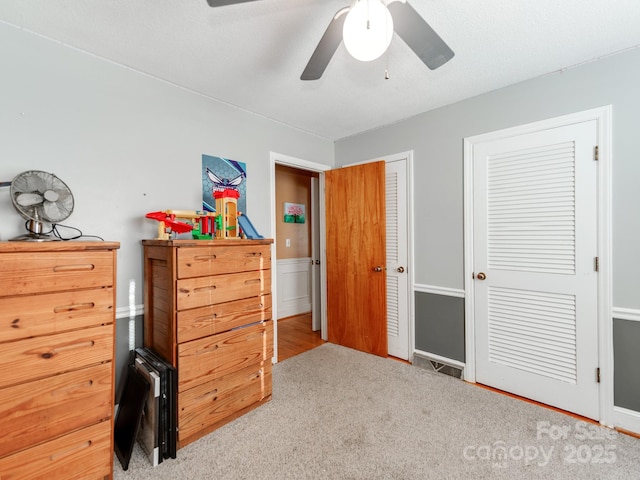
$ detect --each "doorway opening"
[270,153,331,363]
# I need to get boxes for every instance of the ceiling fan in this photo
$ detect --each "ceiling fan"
[206,0,454,80]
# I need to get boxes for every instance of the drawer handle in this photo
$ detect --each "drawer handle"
[54,302,95,313]
[53,264,96,272]
[244,279,261,285]
[193,313,218,323]
[52,379,94,396]
[196,388,219,401]
[193,285,217,293]
[50,440,92,461]
[245,252,262,257]
[198,343,220,354]
[40,340,96,359]
[193,255,217,262]
[246,331,266,341]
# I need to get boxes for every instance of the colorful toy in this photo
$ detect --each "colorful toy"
[214,188,240,239]
[145,210,217,240]
[237,213,264,239]
[146,190,264,240]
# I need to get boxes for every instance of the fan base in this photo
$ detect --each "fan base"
[9,233,61,242]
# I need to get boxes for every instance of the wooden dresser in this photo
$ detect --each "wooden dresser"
[0,241,119,480]
[142,239,273,448]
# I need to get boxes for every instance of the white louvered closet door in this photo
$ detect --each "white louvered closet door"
[474,120,600,419]
[386,159,409,360]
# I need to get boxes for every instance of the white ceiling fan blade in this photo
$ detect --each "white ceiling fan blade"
[16,192,44,207]
[388,1,454,70]
[301,7,350,81]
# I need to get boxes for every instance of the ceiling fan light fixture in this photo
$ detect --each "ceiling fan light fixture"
[343,0,394,62]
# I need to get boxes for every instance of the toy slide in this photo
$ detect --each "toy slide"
[237,214,264,239]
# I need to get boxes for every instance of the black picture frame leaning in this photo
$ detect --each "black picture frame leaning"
[134,347,178,460]
[114,365,149,471]
[134,356,161,466]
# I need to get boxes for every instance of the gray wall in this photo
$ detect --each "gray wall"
[0,23,334,392]
[0,22,333,308]
[336,47,640,408]
[336,47,640,309]
[613,319,640,412]
[415,292,464,362]
[114,314,144,403]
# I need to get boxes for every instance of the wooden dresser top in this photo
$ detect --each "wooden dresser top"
[142,239,273,247]
[0,241,120,253]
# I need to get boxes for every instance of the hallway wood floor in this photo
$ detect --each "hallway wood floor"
[277,312,325,362]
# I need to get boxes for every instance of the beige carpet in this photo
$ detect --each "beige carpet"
[114,343,640,479]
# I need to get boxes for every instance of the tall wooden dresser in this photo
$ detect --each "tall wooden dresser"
[142,239,273,448]
[0,241,119,480]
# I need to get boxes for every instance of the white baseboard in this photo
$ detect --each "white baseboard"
[613,406,640,436]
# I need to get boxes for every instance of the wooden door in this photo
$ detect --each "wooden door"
[325,161,387,357]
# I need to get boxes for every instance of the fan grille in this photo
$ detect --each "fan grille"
[10,170,74,223]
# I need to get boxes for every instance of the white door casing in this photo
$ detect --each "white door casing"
[270,153,331,361]
[463,106,613,425]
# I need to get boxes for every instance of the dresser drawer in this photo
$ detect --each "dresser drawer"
[0,324,113,389]
[178,320,273,392]
[178,361,272,445]
[177,293,272,344]
[176,269,271,311]
[0,287,114,343]
[0,362,112,457]
[0,420,112,480]
[177,244,271,279]
[0,251,114,296]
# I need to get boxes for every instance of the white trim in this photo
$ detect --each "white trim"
[272,153,332,172]
[613,406,640,436]
[463,106,613,427]
[414,283,465,298]
[413,349,466,370]
[407,152,416,364]
[270,152,332,362]
[463,135,476,382]
[612,307,640,322]
[116,304,144,319]
[596,105,614,428]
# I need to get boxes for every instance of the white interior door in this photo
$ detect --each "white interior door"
[473,119,600,419]
[311,177,321,331]
[386,159,410,360]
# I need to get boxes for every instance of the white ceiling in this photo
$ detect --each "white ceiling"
[2,0,640,141]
